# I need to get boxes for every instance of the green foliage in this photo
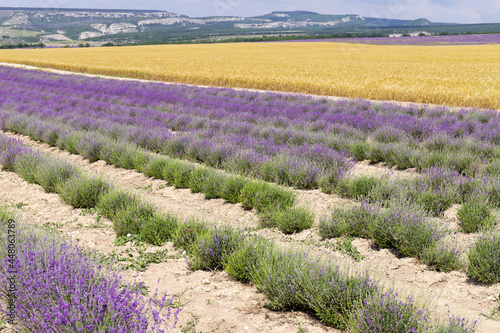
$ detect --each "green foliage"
[202,171,225,199]
[143,157,170,179]
[57,174,112,209]
[434,315,477,333]
[319,206,376,239]
[75,137,102,163]
[34,158,77,193]
[221,175,247,204]
[240,181,295,212]
[252,249,378,330]
[467,233,500,284]
[13,150,45,184]
[416,189,455,216]
[188,167,209,193]
[420,244,463,272]
[224,236,271,283]
[366,179,398,205]
[348,140,368,161]
[161,160,192,188]
[348,291,432,333]
[318,209,349,238]
[319,204,444,260]
[172,218,208,250]
[57,132,84,154]
[140,213,178,246]
[190,226,244,271]
[97,189,141,220]
[482,293,500,320]
[260,206,314,234]
[112,202,155,237]
[338,236,363,262]
[318,174,337,194]
[457,200,495,233]
[335,176,380,200]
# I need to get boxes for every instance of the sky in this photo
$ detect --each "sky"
[3,0,500,24]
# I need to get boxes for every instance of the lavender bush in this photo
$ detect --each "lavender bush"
[420,242,464,273]
[140,213,179,246]
[457,199,496,233]
[0,210,179,332]
[113,201,156,237]
[259,206,314,234]
[252,248,379,329]
[319,203,445,260]
[220,175,248,204]
[11,149,46,184]
[188,167,210,193]
[172,218,209,250]
[224,236,271,283]
[467,233,500,284]
[435,315,477,333]
[335,176,381,200]
[34,158,77,193]
[0,132,306,236]
[349,291,432,332]
[4,65,499,189]
[190,225,244,271]
[57,173,112,209]
[3,67,500,224]
[202,171,226,199]
[239,180,295,212]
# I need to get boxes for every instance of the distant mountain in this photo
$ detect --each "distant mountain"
[0,7,497,45]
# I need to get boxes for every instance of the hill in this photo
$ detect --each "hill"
[0,8,498,45]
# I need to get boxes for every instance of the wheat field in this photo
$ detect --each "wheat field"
[0,42,498,109]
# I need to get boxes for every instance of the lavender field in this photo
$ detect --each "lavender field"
[2,66,500,186]
[0,133,478,332]
[1,64,500,332]
[286,33,500,45]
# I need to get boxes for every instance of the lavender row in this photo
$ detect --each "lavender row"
[0,131,310,234]
[320,201,500,285]
[1,66,500,186]
[179,221,476,331]
[319,202,463,273]
[331,166,500,215]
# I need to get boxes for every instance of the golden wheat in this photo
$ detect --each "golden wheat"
[0,42,498,109]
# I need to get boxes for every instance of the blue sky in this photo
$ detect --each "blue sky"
[4,0,500,23]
